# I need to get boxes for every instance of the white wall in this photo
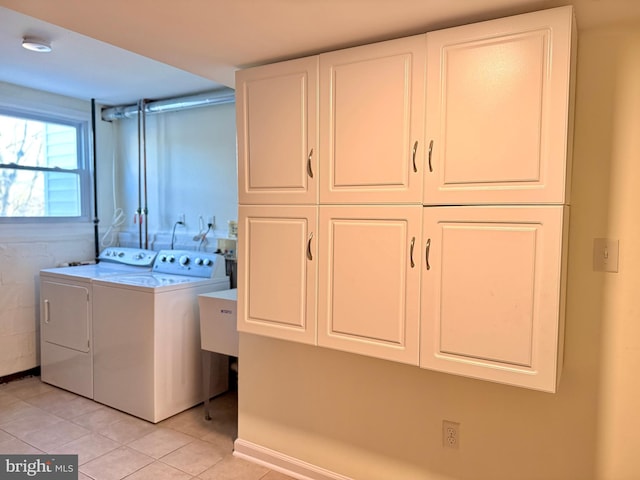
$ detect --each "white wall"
[0,82,95,378]
[101,102,238,252]
[236,22,640,480]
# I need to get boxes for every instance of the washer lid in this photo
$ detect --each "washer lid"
[40,262,152,280]
[94,272,229,293]
[105,273,204,287]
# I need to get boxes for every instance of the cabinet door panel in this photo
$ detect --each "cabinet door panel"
[320,35,425,204]
[237,57,318,204]
[425,6,575,204]
[238,206,317,344]
[318,206,421,364]
[439,223,537,366]
[421,206,568,392]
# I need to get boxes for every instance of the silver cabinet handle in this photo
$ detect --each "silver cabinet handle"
[412,141,418,173]
[410,237,416,268]
[44,299,50,324]
[428,140,434,173]
[307,232,314,260]
[425,238,431,271]
[307,148,314,179]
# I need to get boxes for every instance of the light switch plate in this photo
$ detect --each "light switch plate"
[593,238,619,272]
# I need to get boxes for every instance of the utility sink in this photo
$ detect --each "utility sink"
[198,288,238,356]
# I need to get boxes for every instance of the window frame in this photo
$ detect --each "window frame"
[0,104,93,223]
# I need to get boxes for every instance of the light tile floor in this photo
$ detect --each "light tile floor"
[0,376,294,480]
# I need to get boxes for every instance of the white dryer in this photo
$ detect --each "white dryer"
[92,250,230,423]
[39,247,157,398]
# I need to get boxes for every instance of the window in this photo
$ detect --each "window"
[0,108,90,220]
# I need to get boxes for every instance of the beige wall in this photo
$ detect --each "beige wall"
[237,23,640,480]
[585,24,640,480]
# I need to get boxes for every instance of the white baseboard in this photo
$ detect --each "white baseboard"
[233,438,353,480]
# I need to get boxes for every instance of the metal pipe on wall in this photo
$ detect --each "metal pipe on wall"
[91,99,100,260]
[141,99,149,249]
[136,100,143,248]
[103,87,236,249]
[101,88,235,122]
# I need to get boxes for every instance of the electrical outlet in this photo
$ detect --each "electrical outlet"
[177,213,185,225]
[443,420,460,449]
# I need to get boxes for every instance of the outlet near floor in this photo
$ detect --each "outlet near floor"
[443,420,460,449]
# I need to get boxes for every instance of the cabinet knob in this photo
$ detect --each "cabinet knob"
[307,232,314,261]
[425,238,431,271]
[410,237,416,268]
[307,148,314,179]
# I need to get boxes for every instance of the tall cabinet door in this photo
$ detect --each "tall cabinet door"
[319,35,426,204]
[424,6,575,205]
[236,56,318,204]
[238,205,318,344]
[420,205,569,392]
[318,205,422,364]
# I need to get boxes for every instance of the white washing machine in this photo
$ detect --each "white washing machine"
[92,249,230,423]
[39,247,157,398]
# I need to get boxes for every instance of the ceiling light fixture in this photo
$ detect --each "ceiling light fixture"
[22,36,52,53]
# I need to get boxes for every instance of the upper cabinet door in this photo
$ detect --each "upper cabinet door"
[420,205,569,392]
[237,56,318,205]
[319,35,426,204]
[424,6,576,205]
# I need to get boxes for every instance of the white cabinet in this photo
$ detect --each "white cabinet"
[237,204,421,364]
[235,6,575,391]
[424,6,575,205]
[317,206,422,364]
[236,56,318,204]
[319,35,426,204]
[420,206,568,392]
[237,205,317,344]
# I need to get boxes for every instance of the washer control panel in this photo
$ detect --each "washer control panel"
[99,247,157,267]
[153,250,225,278]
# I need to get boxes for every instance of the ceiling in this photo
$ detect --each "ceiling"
[1,0,639,107]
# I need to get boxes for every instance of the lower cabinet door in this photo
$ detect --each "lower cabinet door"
[420,205,569,392]
[318,205,422,365]
[238,205,318,344]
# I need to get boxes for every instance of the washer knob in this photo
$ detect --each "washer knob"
[179,255,190,266]
[168,255,175,263]
[203,258,212,266]
[195,258,203,266]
